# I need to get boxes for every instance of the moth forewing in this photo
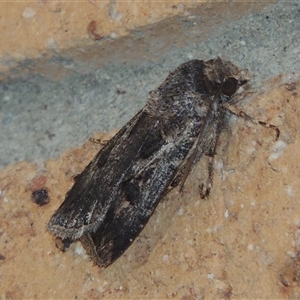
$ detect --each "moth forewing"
[48,58,250,267]
[47,109,147,240]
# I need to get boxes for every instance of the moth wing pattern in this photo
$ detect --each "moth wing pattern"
[47,109,149,240]
[48,58,249,267]
[79,119,224,266]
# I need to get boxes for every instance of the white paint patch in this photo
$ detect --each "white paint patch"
[109,2,122,21]
[74,243,86,255]
[247,147,256,156]
[177,207,184,216]
[187,53,194,60]
[47,38,57,50]
[110,32,119,39]
[194,200,200,207]
[214,159,224,171]
[247,244,254,251]
[286,185,293,197]
[268,140,287,161]
[4,94,11,102]
[293,218,300,227]
[98,281,108,293]
[287,251,296,258]
[161,254,169,263]
[224,210,229,218]
[23,8,36,18]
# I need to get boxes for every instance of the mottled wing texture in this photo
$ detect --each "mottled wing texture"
[47,110,157,240]
[48,58,248,267]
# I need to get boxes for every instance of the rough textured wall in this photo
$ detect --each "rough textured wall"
[1,1,300,299]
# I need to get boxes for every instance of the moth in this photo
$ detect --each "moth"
[48,58,259,267]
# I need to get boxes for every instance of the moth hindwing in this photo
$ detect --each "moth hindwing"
[48,58,249,267]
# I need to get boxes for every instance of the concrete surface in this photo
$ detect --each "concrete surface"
[1,1,300,299]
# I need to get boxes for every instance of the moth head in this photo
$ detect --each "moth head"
[204,57,251,100]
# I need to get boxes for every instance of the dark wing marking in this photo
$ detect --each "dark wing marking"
[78,119,202,267]
[48,110,161,240]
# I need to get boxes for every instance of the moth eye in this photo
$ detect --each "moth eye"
[222,77,238,96]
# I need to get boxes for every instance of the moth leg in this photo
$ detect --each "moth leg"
[89,137,110,145]
[161,165,187,197]
[223,104,280,140]
[180,84,224,196]
[178,144,204,193]
[198,124,221,199]
[199,150,214,199]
